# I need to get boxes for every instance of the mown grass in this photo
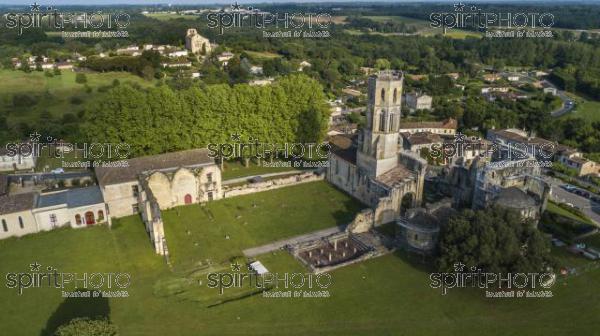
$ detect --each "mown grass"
[0,181,599,335]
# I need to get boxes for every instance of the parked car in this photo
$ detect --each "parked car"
[50,168,64,174]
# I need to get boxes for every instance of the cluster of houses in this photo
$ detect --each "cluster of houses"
[480,69,558,101]
[11,55,78,71]
[488,128,600,177]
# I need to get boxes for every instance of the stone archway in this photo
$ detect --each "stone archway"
[184,194,192,204]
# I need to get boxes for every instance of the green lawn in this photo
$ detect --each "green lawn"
[562,92,600,123]
[221,160,298,180]
[244,50,282,60]
[0,69,155,126]
[162,181,364,270]
[546,201,594,225]
[1,181,599,335]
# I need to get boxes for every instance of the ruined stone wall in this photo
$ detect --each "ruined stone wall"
[222,172,324,198]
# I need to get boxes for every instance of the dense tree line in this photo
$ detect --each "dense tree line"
[82,74,329,157]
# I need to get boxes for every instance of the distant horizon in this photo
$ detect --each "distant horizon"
[1,0,599,6]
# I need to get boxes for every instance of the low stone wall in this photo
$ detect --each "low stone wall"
[222,172,324,198]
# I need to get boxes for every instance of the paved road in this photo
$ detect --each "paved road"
[242,225,346,257]
[539,80,575,117]
[544,175,600,225]
[494,74,574,117]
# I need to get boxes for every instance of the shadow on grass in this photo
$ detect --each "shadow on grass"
[40,291,110,336]
[332,198,368,226]
[390,248,437,274]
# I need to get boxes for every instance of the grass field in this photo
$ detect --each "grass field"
[243,50,282,60]
[0,181,599,335]
[143,12,200,21]
[162,181,364,269]
[562,92,600,123]
[546,200,594,225]
[0,69,154,126]
[346,15,482,39]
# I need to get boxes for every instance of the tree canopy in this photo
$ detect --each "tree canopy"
[83,74,330,157]
[437,206,555,274]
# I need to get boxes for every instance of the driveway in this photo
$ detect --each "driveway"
[544,175,600,225]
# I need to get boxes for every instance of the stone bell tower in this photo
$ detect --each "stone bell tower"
[357,70,403,177]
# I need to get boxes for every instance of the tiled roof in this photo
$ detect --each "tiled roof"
[0,192,36,215]
[37,186,105,209]
[95,149,214,187]
[375,165,415,188]
[401,118,457,130]
[329,134,357,164]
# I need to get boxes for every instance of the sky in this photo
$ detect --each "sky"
[1,0,597,5]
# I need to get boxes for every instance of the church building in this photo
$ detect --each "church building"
[327,70,427,226]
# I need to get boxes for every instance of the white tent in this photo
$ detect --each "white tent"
[249,261,269,275]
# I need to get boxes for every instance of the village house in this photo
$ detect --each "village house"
[556,148,600,176]
[0,146,36,172]
[168,50,189,58]
[398,118,457,136]
[0,183,38,240]
[249,78,274,86]
[55,62,74,71]
[401,132,443,156]
[161,62,192,68]
[298,60,312,71]
[0,174,108,240]
[217,52,234,66]
[543,87,558,96]
[404,92,432,112]
[483,73,500,82]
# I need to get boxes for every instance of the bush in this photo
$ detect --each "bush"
[12,93,38,107]
[70,96,84,105]
[54,317,118,336]
[75,73,88,84]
